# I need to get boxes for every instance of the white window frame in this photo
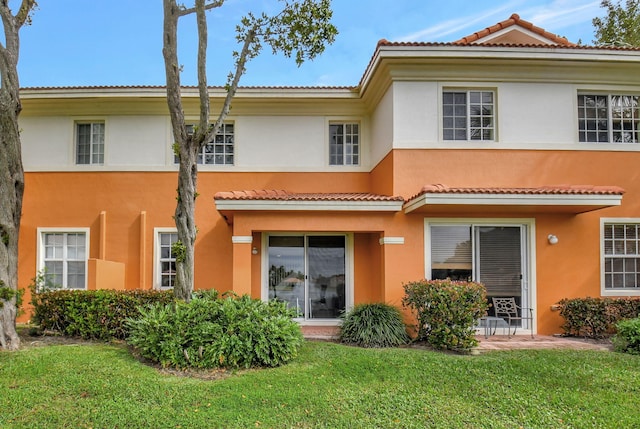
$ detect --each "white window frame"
[153,228,179,290]
[75,121,105,165]
[600,218,640,296]
[37,227,90,290]
[261,232,354,326]
[442,89,495,142]
[578,93,640,143]
[174,122,235,166]
[329,122,360,166]
[424,218,536,332]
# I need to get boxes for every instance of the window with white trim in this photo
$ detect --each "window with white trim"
[174,123,234,165]
[603,222,640,291]
[156,231,178,289]
[40,231,88,289]
[443,90,494,141]
[578,94,639,143]
[76,122,105,164]
[329,123,359,165]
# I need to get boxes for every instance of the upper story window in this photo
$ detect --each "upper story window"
[175,123,234,165]
[578,94,639,143]
[39,230,88,290]
[76,122,104,165]
[329,123,359,166]
[603,222,640,294]
[443,90,494,141]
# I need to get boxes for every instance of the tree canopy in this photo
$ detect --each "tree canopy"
[163,0,337,301]
[593,0,640,46]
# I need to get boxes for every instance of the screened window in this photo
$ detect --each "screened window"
[41,232,87,289]
[157,232,179,289]
[174,123,234,165]
[578,94,640,143]
[603,223,640,290]
[443,91,494,141]
[76,122,105,164]
[329,123,359,166]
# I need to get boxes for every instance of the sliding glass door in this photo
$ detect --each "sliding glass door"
[267,235,346,320]
[429,223,530,326]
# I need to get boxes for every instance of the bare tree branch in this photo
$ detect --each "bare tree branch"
[206,26,257,145]
[178,0,223,17]
[195,0,210,144]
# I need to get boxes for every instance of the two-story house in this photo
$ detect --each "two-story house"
[18,14,640,335]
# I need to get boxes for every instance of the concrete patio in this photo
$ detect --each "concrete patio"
[300,326,613,352]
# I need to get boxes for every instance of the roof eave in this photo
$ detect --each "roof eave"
[403,193,623,214]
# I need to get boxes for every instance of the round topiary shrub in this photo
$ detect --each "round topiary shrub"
[339,303,410,348]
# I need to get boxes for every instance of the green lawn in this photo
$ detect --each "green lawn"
[1,341,639,428]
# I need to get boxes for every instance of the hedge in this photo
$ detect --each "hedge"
[558,297,640,338]
[31,289,175,340]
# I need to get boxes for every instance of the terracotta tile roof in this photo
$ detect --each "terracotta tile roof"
[21,84,356,91]
[411,184,625,200]
[214,189,404,202]
[454,13,575,46]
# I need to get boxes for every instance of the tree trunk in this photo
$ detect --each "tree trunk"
[0,0,35,350]
[163,0,201,302]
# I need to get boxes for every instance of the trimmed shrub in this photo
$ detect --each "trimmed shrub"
[339,303,410,348]
[126,294,303,369]
[31,289,175,340]
[558,297,640,338]
[613,317,640,354]
[402,279,487,351]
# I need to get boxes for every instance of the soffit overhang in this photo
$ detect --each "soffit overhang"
[403,184,625,215]
[359,44,640,107]
[214,190,404,224]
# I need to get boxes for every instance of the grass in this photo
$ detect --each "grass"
[1,341,639,428]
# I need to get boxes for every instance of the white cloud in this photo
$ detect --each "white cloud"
[523,0,601,29]
[398,0,523,42]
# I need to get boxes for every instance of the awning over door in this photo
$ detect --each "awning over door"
[214,190,404,224]
[404,184,625,215]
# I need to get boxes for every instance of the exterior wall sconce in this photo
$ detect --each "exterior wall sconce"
[547,234,559,245]
[252,247,259,255]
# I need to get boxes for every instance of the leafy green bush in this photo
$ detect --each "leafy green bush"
[126,294,303,369]
[613,317,640,354]
[558,297,640,338]
[31,289,175,340]
[339,303,410,348]
[402,279,487,351]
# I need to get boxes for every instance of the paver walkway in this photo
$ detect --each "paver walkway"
[301,326,613,352]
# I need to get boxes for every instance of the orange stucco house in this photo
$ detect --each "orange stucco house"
[17,15,640,335]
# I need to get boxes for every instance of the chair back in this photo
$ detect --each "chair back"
[492,297,519,318]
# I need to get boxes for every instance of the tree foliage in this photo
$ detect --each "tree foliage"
[163,0,337,301]
[593,0,640,46]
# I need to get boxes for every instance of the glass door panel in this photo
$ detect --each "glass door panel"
[268,236,305,317]
[267,235,346,320]
[308,236,346,319]
[477,226,522,299]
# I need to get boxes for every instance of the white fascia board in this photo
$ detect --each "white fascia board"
[215,200,404,212]
[374,45,640,62]
[403,193,623,213]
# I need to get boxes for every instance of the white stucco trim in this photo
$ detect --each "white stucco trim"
[404,193,622,213]
[216,199,404,212]
[379,237,405,245]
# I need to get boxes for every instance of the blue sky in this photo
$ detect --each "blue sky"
[16,0,604,88]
